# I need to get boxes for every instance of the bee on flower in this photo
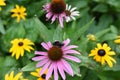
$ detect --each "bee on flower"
[32,39,81,80]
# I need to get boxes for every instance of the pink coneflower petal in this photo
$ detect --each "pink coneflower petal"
[32,56,47,61]
[46,63,54,80]
[59,14,64,28]
[35,51,47,56]
[64,50,80,54]
[63,55,81,63]
[41,42,50,50]
[36,59,49,67]
[62,45,78,51]
[61,59,73,76]
[57,61,66,80]
[51,14,57,23]
[40,61,51,75]
[54,63,58,80]
[63,39,70,47]
[47,42,52,48]
[46,12,53,20]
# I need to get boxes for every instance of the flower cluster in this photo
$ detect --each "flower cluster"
[43,0,80,28]
[1,0,118,80]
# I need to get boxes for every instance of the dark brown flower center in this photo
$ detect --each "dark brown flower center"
[98,49,106,56]
[41,74,46,79]
[50,0,66,14]
[65,10,71,16]
[48,46,63,61]
[18,42,23,46]
[17,12,21,15]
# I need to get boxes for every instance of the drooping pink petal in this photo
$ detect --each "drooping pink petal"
[40,61,51,75]
[63,39,70,47]
[51,14,58,23]
[62,45,78,51]
[35,51,47,56]
[46,62,55,80]
[46,12,53,20]
[54,62,58,80]
[32,56,47,61]
[63,55,81,63]
[59,14,64,28]
[57,61,66,80]
[61,59,74,76]
[64,50,80,54]
[47,42,52,48]
[41,42,50,50]
[36,59,49,67]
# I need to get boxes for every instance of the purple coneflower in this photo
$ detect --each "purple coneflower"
[32,39,81,80]
[43,0,66,28]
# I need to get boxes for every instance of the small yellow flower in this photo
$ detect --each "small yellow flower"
[11,5,27,22]
[9,38,34,60]
[114,36,120,44]
[89,43,116,67]
[87,34,96,41]
[0,0,6,11]
[31,68,49,80]
[5,71,28,80]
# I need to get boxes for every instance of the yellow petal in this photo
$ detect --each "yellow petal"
[14,72,22,80]
[10,71,14,79]
[30,72,40,77]
[101,57,105,65]
[105,56,113,67]
[108,51,115,55]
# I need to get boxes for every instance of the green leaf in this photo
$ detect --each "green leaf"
[24,18,39,42]
[21,62,36,71]
[0,19,5,34]
[71,18,94,43]
[0,23,25,52]
[110,25,118,34]
[95,28,110,39]
[92,4,108,12]
[101,33,117,41]
[34,17,52,41]
[52,25,63,41]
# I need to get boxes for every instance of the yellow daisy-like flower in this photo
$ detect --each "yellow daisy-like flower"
[31,68,49,80]
[0,0,6,11]
[9,38,34,60]
[87,34,96,41]
[89,43,116,67]
[11,5,27,22]
[5,71,28,80]
[114,36,120,44]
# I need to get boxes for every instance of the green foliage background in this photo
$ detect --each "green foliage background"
[0,0,120,80]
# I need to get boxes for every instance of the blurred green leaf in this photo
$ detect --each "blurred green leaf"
[0,19,5,34]
[21,62,36,71]
[52,25,63,41]
[71,18,94,43]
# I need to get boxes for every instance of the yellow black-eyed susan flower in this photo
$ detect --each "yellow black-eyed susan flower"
[11,5,27,22]
[9,38,34,60]
[114,36,120,44]
[0,0,6,11]
[31,68,49,80]
[5,71,28,80]
[89,43,116,67]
